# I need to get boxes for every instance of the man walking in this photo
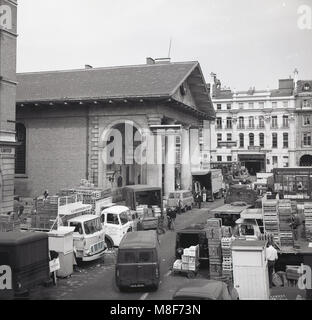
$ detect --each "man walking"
[266,241,278,288]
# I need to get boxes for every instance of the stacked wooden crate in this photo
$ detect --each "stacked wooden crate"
[207,218,223,279]
[304,202,312,241]
[59,187,111,214]
[181,245,200,272]
[32,196,59,229]
[278,200,294,247]
[221,226,233,281]
[263,199,280,244]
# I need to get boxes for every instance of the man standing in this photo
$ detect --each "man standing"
[266,241,278,288]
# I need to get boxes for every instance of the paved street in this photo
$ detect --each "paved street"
[28,199,224,300]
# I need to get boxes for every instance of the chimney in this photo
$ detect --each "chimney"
[146,57,155,65]
[294,68,299,91]
[85,64,93,69]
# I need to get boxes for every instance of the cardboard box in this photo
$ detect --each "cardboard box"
[182,263,189,271]
[182,255,189,263]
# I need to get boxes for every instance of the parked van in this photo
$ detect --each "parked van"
[100,205,134,248]
[67,215,106,261]
[167,190,194,213]
[115,230,160,291]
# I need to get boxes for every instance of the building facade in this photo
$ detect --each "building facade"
[15,59,215,198]
[209,75,296,174]
[294,80,312,166]
[0,0,17,215]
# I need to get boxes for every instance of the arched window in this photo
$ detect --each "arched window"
[259,133,265,148]
[249,133,254,147]
[15,123,26,174]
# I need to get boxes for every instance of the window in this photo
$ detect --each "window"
[282,115,289,128]
[106,213,119,225]
[217,156,222,162]
[283,133,289,148]
[283,101,288,108]
[226,103,232,110]
[272,156,278,165]
[227,156,232,162]
[259,102,264,109]
[304,115,310,125]
[217,103,222,110]
[118,251,136,263]
[217,133,222,147]
[239,133,244,148]
[70,222,83,235]
[15,123,26,174]
[248,102,254,109]
[248,116,254,129]
[138,251,154,263]
[272,133,278,148]
[303,133,312,146]
[84,218,102,235]
[249,133,254,147]
[259,133,264,147]
[227,133,232,141]
[272,101,277,108]
[303,100,309,108]
[238,103,244,109]
[271,116,278,129]
[119,211,130,225]
[258,116,265,128]
[238,117,244,129]
[226,117,232,129]
[216,117,222,129]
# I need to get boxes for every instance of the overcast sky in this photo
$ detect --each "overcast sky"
[17,0,312,90]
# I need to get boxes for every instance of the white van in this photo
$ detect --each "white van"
[67,215,106,261]
[100,205,134,248]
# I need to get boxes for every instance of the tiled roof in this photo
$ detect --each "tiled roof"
[16,62,198,102]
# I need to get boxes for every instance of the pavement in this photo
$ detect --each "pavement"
[26,199,224,300]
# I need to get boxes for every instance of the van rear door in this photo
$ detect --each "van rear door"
[137,250,157,284]
[117,250,137,285]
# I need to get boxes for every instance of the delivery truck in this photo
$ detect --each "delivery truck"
[192,169,223,201]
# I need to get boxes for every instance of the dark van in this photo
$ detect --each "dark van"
[115,230,160,291]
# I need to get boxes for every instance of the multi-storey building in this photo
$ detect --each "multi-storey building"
[0,0,18,215]
[294,80,312,166]
[209,75,296,174]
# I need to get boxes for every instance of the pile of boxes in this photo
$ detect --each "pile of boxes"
[221,226,233,281]
[33,196,60,229]
[173,245,199,272]
[263,200,280,244]
[278,200,294,247]
[207,218,223,279]
[152,206,161,218]
[304,202,312,241]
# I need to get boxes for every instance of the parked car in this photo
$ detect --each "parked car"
[172,279,239,300]
[167,190,194,213]
[115,230,160,291]
[100,205,134,248]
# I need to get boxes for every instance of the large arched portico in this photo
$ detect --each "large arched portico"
[99,120,144,190]
[300,154,312,167]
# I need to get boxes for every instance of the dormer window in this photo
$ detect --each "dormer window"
[303,83,311,91]
[180,83,187,96]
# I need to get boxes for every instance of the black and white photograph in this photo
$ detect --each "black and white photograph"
[0,0,312,306]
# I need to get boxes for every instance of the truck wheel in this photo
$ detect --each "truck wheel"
[187,271,196,279]
[105,237,114,249]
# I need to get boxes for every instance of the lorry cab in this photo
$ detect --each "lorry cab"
[67,215,105,261]
[234,208,264,240]
[100,205,134,248]
[115,230,160,291]
[167,190,194,213]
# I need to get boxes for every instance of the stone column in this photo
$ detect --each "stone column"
[181,127,192,190]
[190,127,201,172]
[164,134,176,195]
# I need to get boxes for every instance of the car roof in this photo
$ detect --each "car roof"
[0,231,48,246]
[173,279,227,300]
[119,231,158,249]
[67,214,99,223]
[101,205,130,214]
